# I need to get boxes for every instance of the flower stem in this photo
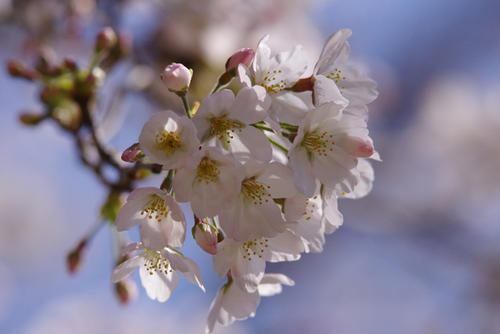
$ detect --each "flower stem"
[180,94,192,118]
[211,82,223,94]
[267,137,289,153]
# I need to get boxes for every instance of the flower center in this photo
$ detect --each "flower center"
[241,238,269,261]
[143,250,173,275]
[325,68,346,92]
[209,116,244,145]
[140,195,169,223]
[261,69,286,94]
[155,130,181,153]
[301,130,335,158]
[302,195,319,221]
[241,178,271,206]
[196,157,220,185]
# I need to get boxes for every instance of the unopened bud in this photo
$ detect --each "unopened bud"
[161,63,192,93]
[121,143,144,162]
[115,33,132,58]
[52,100,82,131]
[66,240,87,274]
[40,87,63,107]
[63,58,78,72]
[95,27,117,53]
[114,278,138,305]
[6,60,38,81]
[225,48,255,72]
[34,48,57,76]
[19,112,46,126]
[192,217,219,255]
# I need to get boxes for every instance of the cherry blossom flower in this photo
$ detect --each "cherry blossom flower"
[173,147,244,218]
[193,87,272,162]
[218,160,297,241]
[111,242,204,302]
[138,110,199,168]
[116,187,186,249]
[213,230,303,293]
[206,273,294,333]
[238,36,313,124]
[313,29,378,107]
[288,102,374,197]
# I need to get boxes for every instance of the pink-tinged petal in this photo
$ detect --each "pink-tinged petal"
[258,273,295,297]
[139,264,179,302]
[231,86,270,124]
[110,254,143,283]
[338,135,374,158]
[313,74,349,107]
[226,48,255,72]
[163,249,205,292]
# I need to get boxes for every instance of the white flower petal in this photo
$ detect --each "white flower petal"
[231,86,270,124]
[314,29,352,75]
[233,251,265,293]
[164,249,205,292]
[258,273,295,297]
[139,264,179,302]
[213,239,239,278]
[110,254,143,283]
[313,74,349,107]
[268,230,304,262]
[256,162,297,198]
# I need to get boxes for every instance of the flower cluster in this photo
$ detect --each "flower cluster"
[114,29,378,332]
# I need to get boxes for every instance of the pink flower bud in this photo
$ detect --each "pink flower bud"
[19,112,46,126]
[114,278,138,305]
[225,48,255,72]
[192,218,219,255]
[121,143,144,162]
[95,27,117,52]
[161,63,192,93]
[66,240,87,274]
[6,60,38,81]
